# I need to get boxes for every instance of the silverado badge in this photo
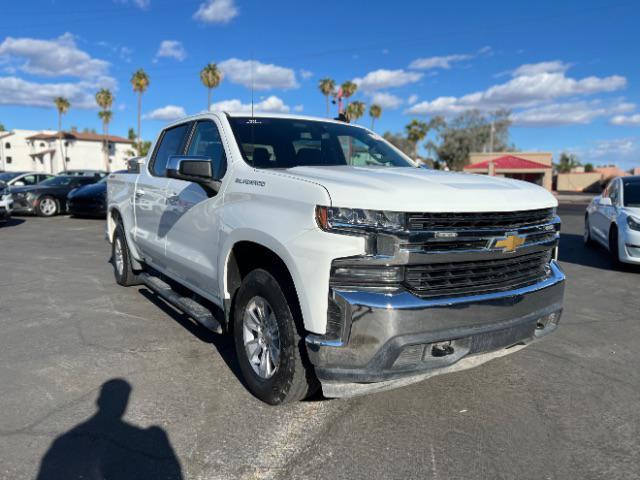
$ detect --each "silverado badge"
[495,233,526,252]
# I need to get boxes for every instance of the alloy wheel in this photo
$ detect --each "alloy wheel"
[242,296,281,379]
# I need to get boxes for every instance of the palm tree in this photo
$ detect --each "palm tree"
[200,63,223,111]
[341,81,358,104]
[346,101,366,124]
[95,88,114,172]
[369,104,382,130]
[318,78,335,117]
[53,97,70,174]
[405,119,429,160]
[130,69,150,153]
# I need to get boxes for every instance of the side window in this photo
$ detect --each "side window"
[186,120,227,178]
[22,175,37,185]
[151,123,190,177]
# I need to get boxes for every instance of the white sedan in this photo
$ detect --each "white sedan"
[585,176,640,265]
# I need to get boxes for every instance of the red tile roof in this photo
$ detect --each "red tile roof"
[26,131,134,144]
[464,155,551,170]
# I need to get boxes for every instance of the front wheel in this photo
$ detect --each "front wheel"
[233,269,318,405]
[37,196,59,217]
[609,226,622,268]
[584,215,593,246]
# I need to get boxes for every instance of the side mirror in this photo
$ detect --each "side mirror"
[167,155,221,195]
[127,157,141,173]
[599,197,612,206]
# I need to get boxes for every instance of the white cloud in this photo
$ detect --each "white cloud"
[293,104,304,112]
[409,54,472,70]
[209,95,291,113]
[511,60,569,77]
[0,76,106,109]
[353,69,422,92]
[143,105,187,121]
[406,62,627,117]
[219,58,298,90]
[611,113,640,126]
[154,40,186,62]
[0,33,111,80]
[300,69,313,79]
[513,100,634,127]
[407,94,419,105]
[369,92,403,109]
[193,0,238,24]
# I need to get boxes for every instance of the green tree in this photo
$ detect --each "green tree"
[584,162,594,173]
[130,69,150,154]
[383,131,414,157]
[0,122,5,132]
[318,78,336,117]
[127,128,136,142]
[405,118,443,160]
[340,80,358,107]
[556,152,580,173]
[436,109,512,171]
[96,88,114,172]
[53,97,70,174]
[200,63,223,111]
[346,101,366,123]
[369,104,382,130]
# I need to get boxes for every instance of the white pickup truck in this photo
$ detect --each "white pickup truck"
[107,112,565,404]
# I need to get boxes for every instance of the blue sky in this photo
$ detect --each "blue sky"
[1,0,639,168]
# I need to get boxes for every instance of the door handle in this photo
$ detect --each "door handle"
[135,189,146,198]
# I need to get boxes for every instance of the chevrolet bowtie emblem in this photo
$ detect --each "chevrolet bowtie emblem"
[495,234,526,252]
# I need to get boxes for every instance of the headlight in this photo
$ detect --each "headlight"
[627,216,640,231]
[316,206,406,233]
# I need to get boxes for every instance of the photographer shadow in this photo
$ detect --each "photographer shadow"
[35,378,183,480]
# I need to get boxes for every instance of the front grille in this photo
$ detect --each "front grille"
[407,208,554,231]
[404,251,551,298]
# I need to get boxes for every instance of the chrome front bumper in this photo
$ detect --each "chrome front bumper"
[306,261,565,397]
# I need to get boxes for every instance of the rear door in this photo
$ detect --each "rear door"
[134,122,191,268]
[164,119,228,300]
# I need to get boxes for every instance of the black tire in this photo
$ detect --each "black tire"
[233,269,318,405]
[112,223,142,286]
[584,215,594,246]
[36,196,59,217]
[609,226,622,268]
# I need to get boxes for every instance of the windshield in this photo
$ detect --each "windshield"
[228,117,415,169]
[40,176,73,187]
[623,179,640,207]
[0,172,22,182]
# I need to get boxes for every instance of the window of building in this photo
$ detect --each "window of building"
[4,142,10,149]
[65,157,71,162]
[40,142,45,147]
[6,156,12,164]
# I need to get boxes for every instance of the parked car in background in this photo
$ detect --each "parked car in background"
[11,175,100,217]
[0,171,54,188]
[0,181,12,223]
[60,169,108,178]
[68,170,128,218]
[585,176,640,265]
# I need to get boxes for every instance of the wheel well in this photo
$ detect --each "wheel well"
[609,223,618,244]
[225,241,302,329]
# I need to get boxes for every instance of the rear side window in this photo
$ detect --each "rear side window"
[186,120,227,179]
[151,123,190,177]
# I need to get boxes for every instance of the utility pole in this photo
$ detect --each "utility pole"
[489,120,495,152]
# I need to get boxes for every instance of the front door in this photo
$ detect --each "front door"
[134,122,191,269]
[164,119,228,302]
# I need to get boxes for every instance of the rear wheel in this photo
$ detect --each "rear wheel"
[37,196,58,217]
[233,269,317,404]
[112,223,141,286]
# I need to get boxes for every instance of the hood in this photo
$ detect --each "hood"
[69,182,106,198]
[283,166,557,212]
[622,206,640,217]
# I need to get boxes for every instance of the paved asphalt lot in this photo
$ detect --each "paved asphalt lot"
[1,204,639,480]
